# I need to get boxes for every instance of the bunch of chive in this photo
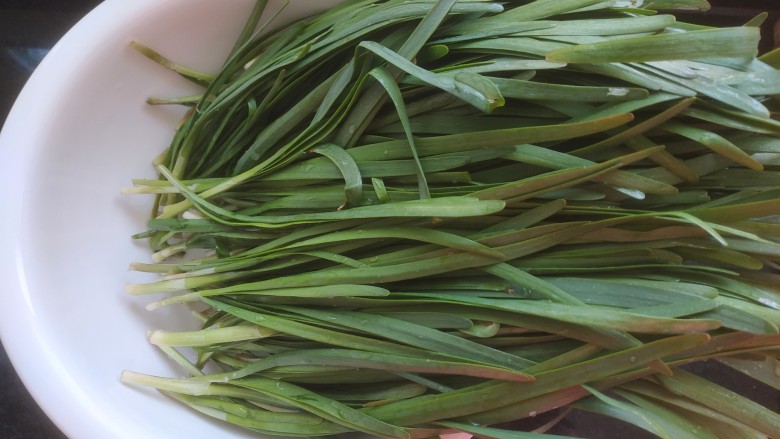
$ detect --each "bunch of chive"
[122,1,780,437]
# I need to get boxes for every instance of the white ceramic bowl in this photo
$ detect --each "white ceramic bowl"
[0,1,340,438]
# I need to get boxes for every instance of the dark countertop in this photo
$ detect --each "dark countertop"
[0,1,778,438]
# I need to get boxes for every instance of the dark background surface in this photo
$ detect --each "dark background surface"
[0,1,779,438]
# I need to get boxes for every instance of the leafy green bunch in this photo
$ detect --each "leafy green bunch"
[123,1,780,438]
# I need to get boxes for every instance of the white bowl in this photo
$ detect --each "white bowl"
[0,1,340,438]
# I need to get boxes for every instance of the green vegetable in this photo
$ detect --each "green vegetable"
[122,1,780,438]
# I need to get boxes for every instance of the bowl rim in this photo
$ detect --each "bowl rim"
[0,1,179,438]
[0,2,344,437]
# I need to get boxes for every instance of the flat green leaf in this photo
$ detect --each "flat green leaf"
[637,64,770,117]
[505,144,676,196]
[405,292,721,334]
[491,77,649,102]
[438,421,579,439]
[482,199,567,233]
[196,347,531,383]
[359,41,504,112]
[450,0,605,35]
[284,305,531,366]
[130,40,214,86]
[513,15,676,37]
[658,368,780,437]
[363,334,709,426]
[283,226,505,259]
[574,97,695,154]
[621,380,768,439]
[758,46,780,68]
[617,389,720,439]
[310,143,363,209]
[367,66,430,198]
[349,113,634,161]
[166,392,353,437]
[157,168,506,227]
[233,376,410,438]
[547,27,759,63]
[718,356,780,392]
[642,0,711,11]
